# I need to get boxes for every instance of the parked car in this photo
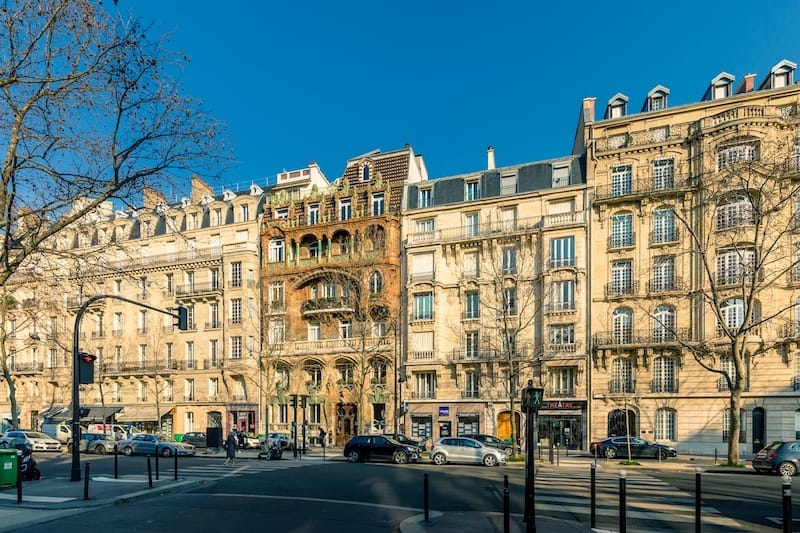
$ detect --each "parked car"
[181,432,207,448]
[239,432,260,449]
[590,436,677,460]
[0,430,62,452]
[343,435,420,464]
[429,437,507,467]
[261,432,293,450]
[752,440,800,476]
[41,422,72,444]
[117,433,196,457]
[67,433,118,454]
[462,434,519,455]
[383,433,426,451]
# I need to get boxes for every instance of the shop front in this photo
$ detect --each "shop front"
[536,400,586,450]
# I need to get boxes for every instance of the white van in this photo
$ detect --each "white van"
[84,424,141,440]
[41,422,72,444]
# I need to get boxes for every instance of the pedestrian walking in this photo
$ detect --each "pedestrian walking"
[319,428,326,449]
[224,429,237,465]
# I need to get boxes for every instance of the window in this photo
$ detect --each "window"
[551,280,575,311]
[722,408,746,443]
[307,322,320,341]
[184,341,195,369]
[138,344,148,365]
[208,340,218,368]
[185,412,194,432]
[226,336,241,360]
[719,298,747,335]
[412,331,434,358]
[372,193,385,215]
[716,194,755,230]
[718,142,758,170]
[653,305,676,343]
[500,207,517,231]
[612,308,633,344]
[371,321,386,338]
[652,208,676,243]
[502,246,517,274]
[500,174,517,195]
[463,251,479,278]
[362,164,371,181]
[651,256,675,292]
[268,238,285,262]
[465,331,480,359]
[137,277,148,299]
[464,212,479,238]
[339,320,352,339]
[465,181,480,201]
[184,379,195,401]
[655,408,676,440]
[413,293,433,320]
[419,188,432,207]
[113,312,123,336]
[275,208,288,219]
[231,262,242,288]
[209,378,219,398]
[415,218,435,238]
[549,324,575,347]
[309,403,321,424]
[464,372,480,398]
[230,298,242,325]
[611,165,632,197]
[716,248,755,285]
[240,204,249,222]
[414,372,436,399]
[306,365,322,386]
[211,208,222,226]
[610,260,633,295]
[794,139,800,170]
[550,367,577,396]
[653,357,676,393]
[550,236,575,268]
[611,358,633,393]
[652,159,674,190]
[138,310,148,335]
[269,281,284,311]
[339,198,352,221]
[552,165,570,187]
[337,361,355,386]
[503,287,517,316]
[610,213,633,248]
[464,292,480,319]
[165,273,174,295]
[369,271,383,294]
[276,366,290,390]
[719,355,736,390]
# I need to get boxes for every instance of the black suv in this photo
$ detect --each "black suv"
[344,435,419,464]
[462,434,518,455]
[383,433,426,451]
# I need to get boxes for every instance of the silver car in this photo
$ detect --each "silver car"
[0,430,62,452]
[429,437,507,467]
[118,433,196,457]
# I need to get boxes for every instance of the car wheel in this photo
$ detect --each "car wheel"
[161,447,172,457]
[778,462,797,477]
[123,446,133,456]
[432,453,447,466]
[483,454,498,467]
[604,447,617,459]
[392,450,409,465]
[656,449,668,460]
[347,450,360,463]
[95,445,106,455]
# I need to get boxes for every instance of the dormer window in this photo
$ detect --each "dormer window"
[710,72,735,100]
[419,188,432,208]
[645,85,670,112]
[605,93,629,119]
[763,59,797,89]
[359,160,375,182]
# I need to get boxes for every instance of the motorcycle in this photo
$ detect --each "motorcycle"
[19,444,41,481]
[266,442,283,461]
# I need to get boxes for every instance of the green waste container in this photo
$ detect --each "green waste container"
[0,448,18,487]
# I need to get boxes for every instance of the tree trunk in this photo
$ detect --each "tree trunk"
[3,365,19,430]
[728,384,742,465]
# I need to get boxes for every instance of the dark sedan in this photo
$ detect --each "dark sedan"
[181,432,208,448]
[344,435,419,464]
[383,433,426,451]
[462,434,520,455]
[591,436,677,460]
[752,440,800,476]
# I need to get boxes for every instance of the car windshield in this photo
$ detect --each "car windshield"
[764,441,785,451]
[27,432,51,439]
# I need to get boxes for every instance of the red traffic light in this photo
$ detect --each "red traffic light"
[80,353,97,363]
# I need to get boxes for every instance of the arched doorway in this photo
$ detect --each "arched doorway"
[607,409,636,437]
[336,403,357,446]
[752,407,765,453]
[497,410,521,442]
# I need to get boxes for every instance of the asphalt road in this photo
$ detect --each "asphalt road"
[24,454,800,532]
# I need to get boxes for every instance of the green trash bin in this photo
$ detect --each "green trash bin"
[0,448,18,487]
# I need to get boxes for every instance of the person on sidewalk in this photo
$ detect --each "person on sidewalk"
[224,429,238,465]
[319,428,326,449]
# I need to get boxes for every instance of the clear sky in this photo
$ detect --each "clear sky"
[131,0,800,191]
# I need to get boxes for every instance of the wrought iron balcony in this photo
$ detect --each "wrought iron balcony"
[411,391,436,399]
[461,391,481,399]
[548,388,575,398]
[545,301,576,313]
[593,328,691,347]
[544,341,581,354]
[646,277,687,294]
[594,175,692,201]
[449,350,499,363]
[301,297,354,316]
[175,282,222,298]
[650,379,679,393]
[604,281,639,298]
[608,379,635,394]
[649,228,680,245]
[10,362,43,374]
[548,257,577,269]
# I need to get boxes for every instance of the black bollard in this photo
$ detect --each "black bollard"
[114,446,119,479]
[147,456,153,488]
[84,462,90,500]
[423,473,430,523]
[590,462,597,529]
[619,470,627,533]
[695,468,701,533]
[174,450,178,480]
[503,488,510,533]
[504,474,509,489]
[16,453,21,504]
[155,446,159,480]
[782,475,792,533]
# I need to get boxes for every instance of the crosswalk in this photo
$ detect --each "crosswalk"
[532,465,744,532]
[179,457,323,479]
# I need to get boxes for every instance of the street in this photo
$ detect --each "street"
[13,453,800,532]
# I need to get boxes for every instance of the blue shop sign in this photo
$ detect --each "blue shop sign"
[439,406,449,416]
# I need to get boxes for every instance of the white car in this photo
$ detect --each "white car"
[0,430,62,452]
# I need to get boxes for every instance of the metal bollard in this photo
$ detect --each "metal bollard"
[782,475,792,533]
[174,450,178,480]
[503,488,510,533]
[147,456,153,488]
[155,446,159,480]
[695,467,702,533]
[619,470,627,533]
[714,448,718,465]
[590,462,597,529]
[423,473,430,523]
[16,453,21,504]
[556,443,560,466]
[84,462,90,500]
[504,474,509,489]
[114,446,119,479]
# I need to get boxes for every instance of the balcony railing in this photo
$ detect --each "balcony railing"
[608,233,635,249]
[604,281,639,297]
[548,388,575,398]
[545,302,576,313]
[646,277,687,294]
[608,379,635,394]
[548,257,577,269]
[650,379,679,393]
[461,311,480,320]
[301,297,354,315]
[10,362,43,374]
[593,328,691,347]
[594,176,693,201]
[411,391,436,399]
[101,361,177,375]
[410,351,435,360]
[545,341,581,354]
[175,282,222,298]
[405,216,541,246]
[461,391,481,399]
[649,228,681,245]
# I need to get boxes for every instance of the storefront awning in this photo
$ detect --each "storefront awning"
[116,405,174,422]
[82,407,123,422]
[38,406,71,421]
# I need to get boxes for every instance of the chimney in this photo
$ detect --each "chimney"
[583,97,596,123]
[737,73,757,94]
[191,175,214,203]
[143,186,168,209]
[487,146,495,170]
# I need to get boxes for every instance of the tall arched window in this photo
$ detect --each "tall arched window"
[611,358,633,393]
[610,213,633,248]
[716,193,755,230]
[655,408,676,440]
[653,356,676,393]
[653,304,676,342]
[612,307,633,344]
[369,271,383,294]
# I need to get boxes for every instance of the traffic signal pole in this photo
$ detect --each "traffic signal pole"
[71,294,188,482]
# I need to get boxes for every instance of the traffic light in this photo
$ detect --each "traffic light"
[400,402,409,415]
[289,396,297,408]
[78,352,97,384]
[176,306,189,330]
[521,380,544,413]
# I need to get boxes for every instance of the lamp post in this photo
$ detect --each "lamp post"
[522,380,544,533]
[290,394,299,458]
[300,394,309,455]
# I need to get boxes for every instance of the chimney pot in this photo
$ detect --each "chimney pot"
[487,146,495,170]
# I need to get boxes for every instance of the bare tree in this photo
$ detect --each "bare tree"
[0,1,226,430]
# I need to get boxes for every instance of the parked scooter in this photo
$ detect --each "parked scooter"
[19,444,41,481]
[266,442,283,461]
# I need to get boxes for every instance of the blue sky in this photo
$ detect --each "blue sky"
[132,1,800,191]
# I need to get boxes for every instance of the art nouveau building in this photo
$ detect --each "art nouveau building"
[580,59,800,455]
[402,148,591,448]
[260,147,427,446]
